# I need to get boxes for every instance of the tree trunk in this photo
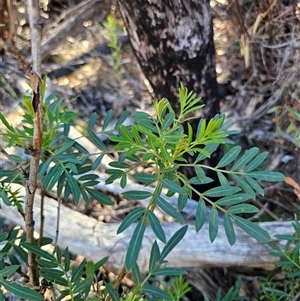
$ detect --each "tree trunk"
[117,0,219,119]
[117,0,221,198]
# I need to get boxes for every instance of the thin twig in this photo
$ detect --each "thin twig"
[0,146,28,178]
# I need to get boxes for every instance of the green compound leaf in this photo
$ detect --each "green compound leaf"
[155,195,185,223]
[125,218,146,270]
[203,186,240,198]
[160,225,188,261]
[117,208,145,234]
[122,190,152,200]
[216,146,241,168]
[209,207,219,243]
[142,285,172,301]
[233,216,270,243]
[148,210,167,243]
[215,193,251,206]
[195,197,207,232]
[224,214,236,245]
[228,204,258,214]
[232,147,259,171]
[0,279,43,301]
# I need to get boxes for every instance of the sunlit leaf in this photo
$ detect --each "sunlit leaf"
[216,146,241,168]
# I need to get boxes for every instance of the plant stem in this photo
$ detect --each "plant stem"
[26,0,43,287]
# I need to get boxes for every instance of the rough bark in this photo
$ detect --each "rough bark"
[117,0,219,119]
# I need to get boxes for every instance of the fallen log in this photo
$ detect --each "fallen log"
[0,194,295,271]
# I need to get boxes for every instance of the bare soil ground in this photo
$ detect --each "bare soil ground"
[1,0,300,299]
